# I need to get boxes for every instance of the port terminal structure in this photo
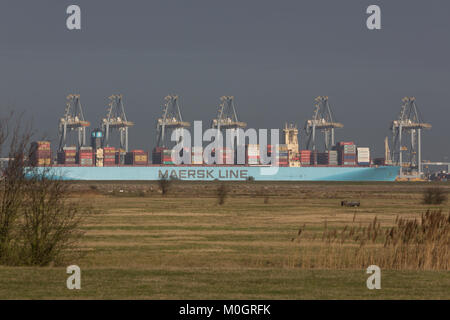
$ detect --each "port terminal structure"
[58,94,90,151]
[101,94,134,152]
[211,96,247,132]
[390,97,431,177]
[304,96,344,152]
[156,94,190,148]
[210,96,247,148]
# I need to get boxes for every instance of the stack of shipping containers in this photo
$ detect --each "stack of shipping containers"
[58,146,77,165]
[218,147,233,164]
[152,147,164,164]
[357,147,370,166]
[275,144,289,166]
[191,146,203,164]
[27,124,376,169]
[337,142,357,166]
[180,147,191,164]
[328,150,338,165]
[125,150,148,166]
[316,150,338,165]
[116,149,126,165]
[103,147,116,166]
[310,150,318,165]
[152,147,173,165]
[30,141,51,166]
[77,146,94,166]
[266,144,274,165]
[245,144,260,165]
[300,150,312,165]
[161,149,173,165]
[317,152,329,165]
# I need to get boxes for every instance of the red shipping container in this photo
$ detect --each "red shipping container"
[337,141,354,145]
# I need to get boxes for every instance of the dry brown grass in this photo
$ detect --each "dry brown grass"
[293,210,449,270]
[1,181,450,299]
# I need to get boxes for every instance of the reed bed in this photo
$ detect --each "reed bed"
[293,210,449,270]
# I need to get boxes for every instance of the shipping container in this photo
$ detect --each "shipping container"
[357,147,371,165]
[191,146,203,164]
[152,147,170,164]
[125,151,148,166]
[30,141,52,166]
[299,150,312,165]
[76,147,94,166]
[244,145,260,165]
[336,141,357,166]
[373,158,385,166]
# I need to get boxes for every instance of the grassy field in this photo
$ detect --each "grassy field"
[0,181,449,299]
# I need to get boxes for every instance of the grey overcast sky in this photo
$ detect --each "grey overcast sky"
[1,0,449,159]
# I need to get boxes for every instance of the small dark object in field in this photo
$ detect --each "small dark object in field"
[158,176,172,195]
[341,200,360,207]
[217,183,229,205]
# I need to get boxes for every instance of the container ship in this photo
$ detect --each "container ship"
[29,138,399,182]
[24,95,401,182]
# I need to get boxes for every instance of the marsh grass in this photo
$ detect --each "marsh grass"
[295,210,449,270]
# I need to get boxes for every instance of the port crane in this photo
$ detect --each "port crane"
[58,94,90,151]
[210,95,247,155]
[211,96,247,132]
[390,97,431,176]
[422,161,450,174]
[101,94,134,152]
[304,96,343,151]
[156,94,190,147]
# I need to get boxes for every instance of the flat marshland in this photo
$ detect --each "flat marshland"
[0,181,449,299]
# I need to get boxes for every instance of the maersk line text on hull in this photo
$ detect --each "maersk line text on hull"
[158,168,248,180]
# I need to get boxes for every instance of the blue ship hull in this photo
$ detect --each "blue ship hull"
[39,165,399,181]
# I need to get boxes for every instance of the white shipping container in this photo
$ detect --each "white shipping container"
[357,147,370,163]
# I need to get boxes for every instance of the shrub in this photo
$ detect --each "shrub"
[423,187,447,205]
[158,176,172,195]
[0,114,90,266]
[20,172,88,266]
[217,183,229,205]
